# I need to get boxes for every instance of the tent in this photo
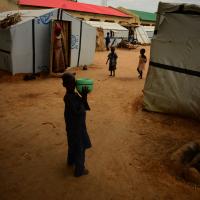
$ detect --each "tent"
[143,2,200,120]
[135,26,151,44]
[85,21,128,47]
[0,9,96,74]
[143,26,155,40]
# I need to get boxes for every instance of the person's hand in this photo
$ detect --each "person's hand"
[81,86,90,110]
[81,86,89,98]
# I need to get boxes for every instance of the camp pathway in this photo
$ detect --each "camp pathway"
[0,47,200,200]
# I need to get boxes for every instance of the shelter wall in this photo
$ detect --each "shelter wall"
[103,29,128,38]
[34,17,51,73]
[103,29,128,46]
[0,29,12,72]
[79,23,96,66]
[0,29,12,51]
[0,9,96,74]
[11,21,33,74]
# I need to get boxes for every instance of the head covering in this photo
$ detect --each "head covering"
[55,23,62,36]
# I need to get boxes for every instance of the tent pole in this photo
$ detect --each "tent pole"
[32,19,35,75]
[77,21,82,67]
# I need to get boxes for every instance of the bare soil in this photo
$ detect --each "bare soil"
[0,47,200,200]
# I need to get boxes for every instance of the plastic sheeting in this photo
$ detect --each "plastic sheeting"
[143,2,200,120]
[143,26,155,40]
[0,9,96,74]
[85,21,128,47]
[135,26,151,44]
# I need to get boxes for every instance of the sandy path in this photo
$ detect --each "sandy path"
[0,47,200,200]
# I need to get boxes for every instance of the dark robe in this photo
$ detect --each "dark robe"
[64,92,91,175]
[105,35,111,50]
[108,52,118,71]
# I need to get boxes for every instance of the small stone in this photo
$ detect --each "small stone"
[185,167,200,185]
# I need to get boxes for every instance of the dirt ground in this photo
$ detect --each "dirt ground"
[0,47,200,200]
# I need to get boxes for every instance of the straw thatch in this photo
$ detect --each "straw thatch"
[0,13,21,29]
[96,28,105,51]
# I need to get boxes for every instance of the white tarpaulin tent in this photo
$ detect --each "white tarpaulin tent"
[143,2,200,120]
[143,26,155,40]
[0,9,96,74]
[135,26,151,44]
[85,21,128,47]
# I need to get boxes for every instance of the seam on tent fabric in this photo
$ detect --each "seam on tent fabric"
[60,9,63,20]
[0,49,10,54]
[57,9,61,20]
[77,21,83,67]
[150,61,200,77]
[32,19,35,75]
[166,11,200,15]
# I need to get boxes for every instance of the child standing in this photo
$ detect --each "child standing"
[62,73,91,177]
[106,47,118,77]
[137,48,147,79]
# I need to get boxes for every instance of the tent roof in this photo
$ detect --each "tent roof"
[0,9,56,26]
[128,9,156,22]
[18,0,131,18]
[157,2,200,14]
[85,21,128,31]
[143,26,155,32]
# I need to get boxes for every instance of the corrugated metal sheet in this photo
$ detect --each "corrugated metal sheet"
[85,21,127,31]
[18,0,131,17]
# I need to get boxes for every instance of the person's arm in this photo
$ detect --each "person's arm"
[106,58,109,64]
[106,54,110,64]
[80,86,90,111]
[143,55,147,63]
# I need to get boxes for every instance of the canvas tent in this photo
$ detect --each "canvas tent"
[143,2,200,120]
[85,21,128,47]
[0,9,96,75]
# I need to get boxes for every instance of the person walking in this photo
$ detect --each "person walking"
[62,73,92,177]
[137,48,147,79]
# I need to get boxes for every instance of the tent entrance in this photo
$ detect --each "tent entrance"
[50,20,71,73]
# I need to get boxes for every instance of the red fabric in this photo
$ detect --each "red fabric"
[54,23,62,35]
[18,0,130,17]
